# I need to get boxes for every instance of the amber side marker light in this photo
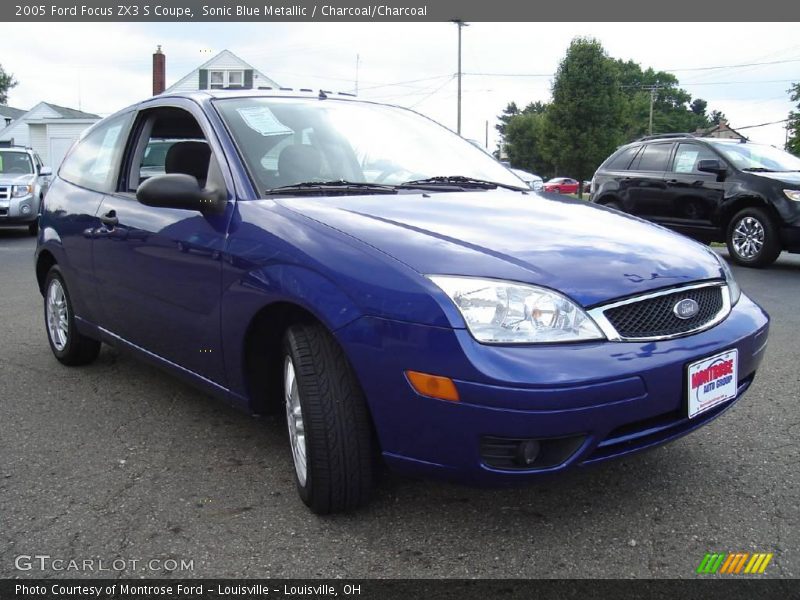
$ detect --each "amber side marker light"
[405,371,460,402]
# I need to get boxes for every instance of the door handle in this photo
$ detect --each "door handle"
[100,210,118,227]
[666,179,679,184]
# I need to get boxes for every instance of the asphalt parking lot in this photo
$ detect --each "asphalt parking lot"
[1,228,798,579]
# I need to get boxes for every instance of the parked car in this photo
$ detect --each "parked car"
[582,180,592,194]
[510,167,544,191]
[543,177,579,194]
[36,91,769,513]
[0,146,52,235]
[590,133,800,267]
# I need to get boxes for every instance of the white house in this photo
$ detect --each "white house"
[163,49,280,94]
[0,102,100,168]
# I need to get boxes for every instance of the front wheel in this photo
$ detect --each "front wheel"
[44,266,101,365]
[282,323,373,514]
[726,207,781,268]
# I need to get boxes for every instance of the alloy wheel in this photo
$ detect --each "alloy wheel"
[732,216,765,260]
[46,279,69,351]
[284,356,308,486]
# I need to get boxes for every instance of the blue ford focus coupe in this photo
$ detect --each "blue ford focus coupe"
[35,90,769,513]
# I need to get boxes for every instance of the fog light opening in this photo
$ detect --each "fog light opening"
[516,439,541,466]
[20,205,31,215]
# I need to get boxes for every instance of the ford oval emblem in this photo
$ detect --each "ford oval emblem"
[673,298,700,320]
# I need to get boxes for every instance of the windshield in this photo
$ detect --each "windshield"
[0,152,34,175]
[709,141,800,172]
[214,97,524,194]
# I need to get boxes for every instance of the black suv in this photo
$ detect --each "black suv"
[590,133,800,267]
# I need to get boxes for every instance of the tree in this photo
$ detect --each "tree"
[495,101,548,157]
[0,64,18,105]
[614,59,714,139]
[785,83,800,156]
[504,111,553,177]
[710,110,726,126]
[541,38,625,197]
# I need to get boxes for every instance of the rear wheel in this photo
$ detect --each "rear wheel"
[44,266,101,365]
[282,323,373,514]
[726,207,781,268]
[604,200,622,211]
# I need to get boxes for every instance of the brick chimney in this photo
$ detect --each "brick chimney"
[152,45,166,95]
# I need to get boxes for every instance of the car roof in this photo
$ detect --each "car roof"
[157,89,360,103]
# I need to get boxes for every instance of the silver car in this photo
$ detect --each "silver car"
[0,147,52,235]
[510,167,544,192]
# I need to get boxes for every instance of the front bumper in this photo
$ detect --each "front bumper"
[336,294,769,485]
[0,194,38,224]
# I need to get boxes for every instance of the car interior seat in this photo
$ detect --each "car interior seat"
[164,141,211,187]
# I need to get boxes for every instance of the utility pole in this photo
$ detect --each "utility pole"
[355,54,360,96]
[452,20,468,135]
[641,83,661,136]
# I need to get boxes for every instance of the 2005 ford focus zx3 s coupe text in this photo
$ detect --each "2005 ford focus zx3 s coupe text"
[35,90,769,513]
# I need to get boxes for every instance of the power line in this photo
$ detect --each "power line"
[735,118,790,131]
[664,57,800,72]
[409,75,456,108]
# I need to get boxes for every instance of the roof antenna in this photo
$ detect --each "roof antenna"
[318,89,328,100]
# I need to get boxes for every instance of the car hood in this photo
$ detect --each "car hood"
[276,191,724,307]
[749,171,800,186]
[0,173,35,186]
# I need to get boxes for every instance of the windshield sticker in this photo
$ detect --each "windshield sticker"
[236,106,293,137]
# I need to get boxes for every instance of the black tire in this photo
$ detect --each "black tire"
[604,200,622,211]
[43,266,101,366]
[28,220,38,236]
[725,207,782,268]
[282,323,373,514]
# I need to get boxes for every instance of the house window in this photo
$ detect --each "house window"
[208,70,244,89]
[209,71,225,89]
[228,71,244,87]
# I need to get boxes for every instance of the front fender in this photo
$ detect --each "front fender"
[221,263,364,398]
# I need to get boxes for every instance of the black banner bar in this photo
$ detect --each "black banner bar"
[4,0,800,22]
[2,579,799,600]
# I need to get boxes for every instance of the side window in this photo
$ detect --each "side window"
[60,112,133,191]
[635,143,672,172]
[127,107,210,191]
[605,146,639,171]
[671,143,718,174]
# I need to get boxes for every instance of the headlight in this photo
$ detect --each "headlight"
[428,276,605,344]
[716,255,741,305]
[12,184,32,198]
[784,189,800,202]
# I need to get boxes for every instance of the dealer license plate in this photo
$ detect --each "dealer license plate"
[687,349,738,419]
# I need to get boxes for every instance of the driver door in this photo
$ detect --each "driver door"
[92,102,234,385]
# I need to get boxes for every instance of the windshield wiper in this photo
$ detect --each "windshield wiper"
[741,167,776,172]
[399,175,527,192]
[265,180,398,196]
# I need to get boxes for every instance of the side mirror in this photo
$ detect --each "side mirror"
[697,159,727,177]
[136,174,226,214]
[39,166,52,177]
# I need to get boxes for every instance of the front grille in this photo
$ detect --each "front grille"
[0,186,9,200]
[603,285,724,339]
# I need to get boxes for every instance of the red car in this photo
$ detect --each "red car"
[543,177,579,194]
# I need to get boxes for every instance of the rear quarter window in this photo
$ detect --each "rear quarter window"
[59,112,133,192]
[603,146,639,171]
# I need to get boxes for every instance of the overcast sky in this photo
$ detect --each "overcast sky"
[2,22,798,151]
